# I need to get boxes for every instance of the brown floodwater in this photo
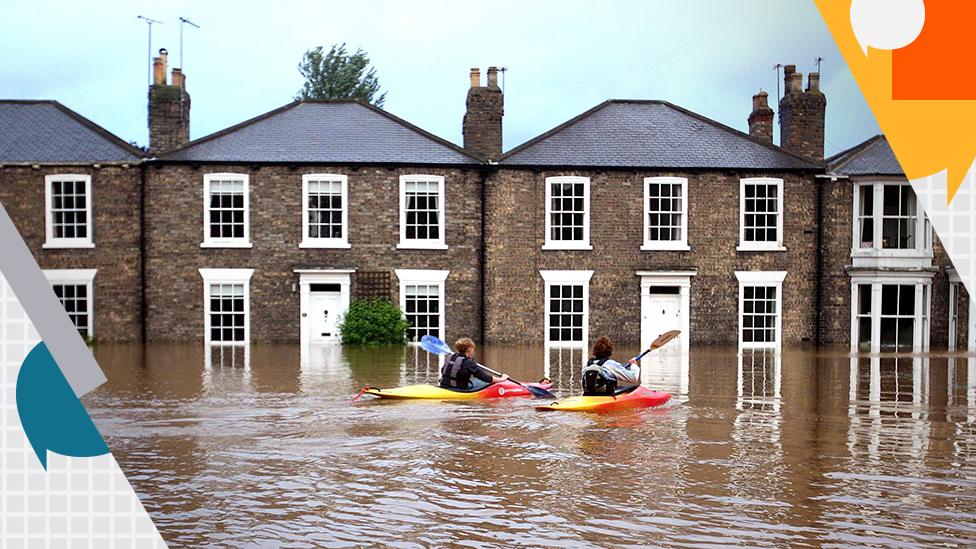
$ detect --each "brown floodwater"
[82,343,976,548]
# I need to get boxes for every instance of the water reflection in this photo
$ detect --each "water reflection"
[82,344,976,547]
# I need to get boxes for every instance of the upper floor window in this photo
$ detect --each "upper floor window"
[398,175,447,250]
[853,182,931,255]
[301,174,350,249]
[544,176,591,250]
[738,178,784,251]
[44,174,93,249]
[202,174,251,248]
[643,177,689,251]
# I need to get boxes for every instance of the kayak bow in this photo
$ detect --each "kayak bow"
[360,380,554,400]
[535,386,672,412]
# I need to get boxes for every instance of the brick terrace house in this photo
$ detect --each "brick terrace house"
[0,100,144,341]
[0,53,968,352]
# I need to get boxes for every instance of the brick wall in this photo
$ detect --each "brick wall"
[148,84,190,155]
[485,168,819,346]
[462,86,503,160]
[818,177,853,346]
[0,165,143,341]
[143,164,483,343]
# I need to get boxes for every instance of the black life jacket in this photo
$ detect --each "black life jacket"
[440,353,468,388]
[582,357,617,396]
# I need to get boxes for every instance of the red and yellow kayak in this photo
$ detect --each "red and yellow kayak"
[536,386,672,412]
[361,380,553,400]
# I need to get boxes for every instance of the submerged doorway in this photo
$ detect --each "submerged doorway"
[850,275,932,353]
[297,270,353,345]
[637,270,695,350]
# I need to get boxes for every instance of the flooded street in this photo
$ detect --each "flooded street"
[83,344,976,548]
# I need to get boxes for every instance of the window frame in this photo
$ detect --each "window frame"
[642,176,690,251]
[398,175,447,250]
[43,174,94,249]
[738,177,785,252]
[199,268,254,346]
[543,176,592,251]
[395,269,449,343]
[849,276,932,353]
[43,269,97,337]
[851,181,932,258]
[735,271,786,350]
[300,173,351,249]
[201,173,252,249]
[540,270,594,348]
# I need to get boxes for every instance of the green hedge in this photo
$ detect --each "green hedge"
[339,299,410,345]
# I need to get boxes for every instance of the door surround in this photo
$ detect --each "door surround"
[636,270,696,350]
[296,269,354,345]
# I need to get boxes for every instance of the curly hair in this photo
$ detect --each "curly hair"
[455,337,476,355]
[592,336,614,359]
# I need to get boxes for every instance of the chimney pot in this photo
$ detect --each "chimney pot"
[487,66,499,87]
[152,56,166,86]
[807,72,821,92]
[748,90,774,143]
[470,67,481,88]
[171,68,183,88]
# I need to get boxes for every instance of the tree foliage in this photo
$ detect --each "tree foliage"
[295,43,386,107]
[338,299,409,345]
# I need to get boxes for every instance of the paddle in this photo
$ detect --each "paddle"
[631,329,682,363]
[419,335,557,399]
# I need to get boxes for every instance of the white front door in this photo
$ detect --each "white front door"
[310,292,343,344]
[642,290,682,349]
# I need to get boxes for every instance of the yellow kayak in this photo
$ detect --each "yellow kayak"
[360,380,552,400]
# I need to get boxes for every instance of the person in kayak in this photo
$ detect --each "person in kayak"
[439,338,509,391]
[582,336,640,395]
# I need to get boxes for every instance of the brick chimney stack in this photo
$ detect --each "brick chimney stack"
[148,48,191,155]
[747,90,774,143]
[462,66,504,161]
[778,64,826,161]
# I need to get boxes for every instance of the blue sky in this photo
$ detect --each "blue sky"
[1,0,880,156]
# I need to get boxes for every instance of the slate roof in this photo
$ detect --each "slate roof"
[0,100,142,163]
[158,100,480,165]
[499,100,821,170]
[827,134,904,176]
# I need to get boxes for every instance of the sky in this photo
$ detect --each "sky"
[0,0,880,156]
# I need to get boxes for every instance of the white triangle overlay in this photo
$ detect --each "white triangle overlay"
[0,271,167,547]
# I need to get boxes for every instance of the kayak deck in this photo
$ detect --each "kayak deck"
[362,380,552,400]
[536,386,671,412]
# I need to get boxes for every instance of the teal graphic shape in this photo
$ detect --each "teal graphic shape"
[15,342,109,469]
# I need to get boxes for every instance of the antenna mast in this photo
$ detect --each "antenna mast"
[499,66,508,93]
[815,56,823,75]
[137,16,163,86]
[773,63,783,121]
[178,17,200,70]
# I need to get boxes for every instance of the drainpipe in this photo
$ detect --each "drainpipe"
[814,173,848,349]
[139,164,147,344]
[479,164,492,345]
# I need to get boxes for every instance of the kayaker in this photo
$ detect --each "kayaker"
[582,336,640,395]
[439,338,509,391]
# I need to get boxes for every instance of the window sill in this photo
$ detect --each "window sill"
[740,343,781,350]
[736,244,786,252]
[641,243,691,252]
[545,342,587,349]
[851,249,934,258]
[200,242,253,249]
[542,243,593,251]
[43,241,95,249]
[300,241,352,249]
[397,242,449,250]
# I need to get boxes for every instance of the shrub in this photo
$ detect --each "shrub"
[339,299,410,345]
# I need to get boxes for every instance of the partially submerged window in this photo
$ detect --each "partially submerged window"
[200,268,254,345]
[851,279,931,353]
[43,269,97,337]
[544,176,591,250]
[735,271,786,349]
[540,270,594,347]
[396,269,449,342]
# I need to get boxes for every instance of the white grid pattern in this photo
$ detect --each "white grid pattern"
[0,272,166,547]
[49,179,89,240]
[743,182,780,243]
[914,167,976,350]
